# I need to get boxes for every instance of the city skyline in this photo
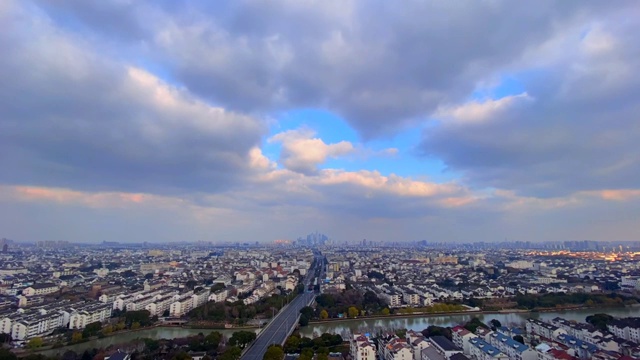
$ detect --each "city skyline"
[1,1,639,243]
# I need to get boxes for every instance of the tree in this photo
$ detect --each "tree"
[143,338,160,352]
[26,337,44,349]
[102,325,113,335]
[263,345,284,360]
[381,308,390,315]
[163,309,170,317]
[348,306,359,318]
[464,317,488,333]
[513,335,525,344]
[218,346,242,360]
[284,335,300,353]
[490,319,502,330]
[299,315,309,327]
[125,310,152,327]
[300,306,314,319]
[131,322,141,330]
[229,331,256,349]
[204,331,222,351]
[71,332,83,343]
[83,321,102,337]
[0,348,17,360]
[586,313,614,331]
[320,309,329,319]
[144,273,154,280]
[421,326,452,340]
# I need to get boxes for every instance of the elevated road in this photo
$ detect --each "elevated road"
[241,253,322,360]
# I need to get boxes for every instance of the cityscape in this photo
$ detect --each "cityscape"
[0,235,639,359]
[2,1,640,360]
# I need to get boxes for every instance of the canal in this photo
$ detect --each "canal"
[299,306,640,337]
[41,306,640,356]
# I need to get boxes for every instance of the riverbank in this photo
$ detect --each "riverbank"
[309,309,484,324]
[24,304,639,357]
[308,304,628,325]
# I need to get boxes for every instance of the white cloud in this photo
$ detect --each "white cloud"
[436,93,534,124]
[269,128,354,174]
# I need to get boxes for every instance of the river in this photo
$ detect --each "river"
[41,306,640,356]
[40,328,257,357]
[299,306,640,338]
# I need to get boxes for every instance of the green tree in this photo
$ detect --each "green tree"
[299,315,309,327]
[0,348,17,360]
[26,337,44,349]
[381,308,390,315]
[586,313,614,331]
[464,317,488,333]
[143,338,160,352]
[284,335,300,353]
[513,335,525,344]
[131,322,141,330]
[83,321,102,338]
[421,326,452,340]
[263,345,284,360]
[348,306,359,318]
[204,331,222,350]
[320,309,329,319]
[490,319,502,330]
[229,330,256,349]
[125,310,152,326]
[218,346,242,360]
[300,306,314,319]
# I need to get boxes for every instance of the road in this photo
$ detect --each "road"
[241,253,323,360]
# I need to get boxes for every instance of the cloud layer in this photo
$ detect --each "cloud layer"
[1,0,639,243]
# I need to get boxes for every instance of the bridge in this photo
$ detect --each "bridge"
[240,253,323,360]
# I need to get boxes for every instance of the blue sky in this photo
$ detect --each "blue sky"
[1,0,639,243]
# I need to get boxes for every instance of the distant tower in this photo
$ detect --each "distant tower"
[2,244,7,253]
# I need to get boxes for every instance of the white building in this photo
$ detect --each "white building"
[22,284,59,297]
[351,333,377,360]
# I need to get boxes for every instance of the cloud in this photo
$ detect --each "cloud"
[0,2,265,195]
[435,93,534,124]
[269,128,354,174]
[420,7,640,197]
[26,0,628,138]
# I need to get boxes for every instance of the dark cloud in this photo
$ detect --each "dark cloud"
[420,11,640,197]
[0,2,265,195]
[26,0,625,138]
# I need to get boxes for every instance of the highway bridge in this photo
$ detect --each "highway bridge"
[240,252,324,360]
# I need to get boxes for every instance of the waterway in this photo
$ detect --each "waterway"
[40,306,640,356]
[298,306,640,338]
[40,328,259,357]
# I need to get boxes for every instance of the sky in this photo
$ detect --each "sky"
[1,0,639,244]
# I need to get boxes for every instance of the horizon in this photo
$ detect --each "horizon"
[1,1,639,243]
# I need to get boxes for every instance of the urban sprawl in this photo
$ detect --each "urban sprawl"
[1,236,640,360]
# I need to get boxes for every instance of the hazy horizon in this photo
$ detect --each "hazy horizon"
[1,1,639,243]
